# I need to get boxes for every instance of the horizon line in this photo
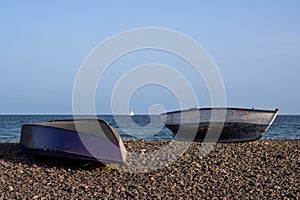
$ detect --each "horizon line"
[0,112,299,116]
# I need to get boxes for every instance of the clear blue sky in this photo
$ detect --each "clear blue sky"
[0,1,299,114]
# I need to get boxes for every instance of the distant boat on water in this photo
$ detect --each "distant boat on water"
[129,110,135,116]
[161,107,279,143]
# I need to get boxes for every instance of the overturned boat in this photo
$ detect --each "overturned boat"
[161,107,279,143]
[20,119,127,164]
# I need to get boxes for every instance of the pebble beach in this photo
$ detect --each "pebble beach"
[0,140,299,199]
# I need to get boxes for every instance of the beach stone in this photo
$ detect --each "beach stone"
[0,141,299,199]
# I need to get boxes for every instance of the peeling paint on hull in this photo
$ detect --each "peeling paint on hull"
[166,122,269,142]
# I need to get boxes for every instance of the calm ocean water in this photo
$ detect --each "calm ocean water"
[0,115,299,143]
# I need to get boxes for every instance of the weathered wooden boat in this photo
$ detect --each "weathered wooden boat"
[161,108,279,142]
[20,119,127,163]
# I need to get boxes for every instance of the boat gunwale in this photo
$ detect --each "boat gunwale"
[20,146,125,164]
[161,107,279,115]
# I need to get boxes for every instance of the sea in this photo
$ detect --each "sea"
[0,115,299,143]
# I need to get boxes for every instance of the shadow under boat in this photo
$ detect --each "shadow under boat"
[19,119,127,164]
[161,107,279,143]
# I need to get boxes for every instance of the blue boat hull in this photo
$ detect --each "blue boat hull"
[20,119,127,164]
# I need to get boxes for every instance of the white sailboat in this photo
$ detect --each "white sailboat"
[129,110,135,116]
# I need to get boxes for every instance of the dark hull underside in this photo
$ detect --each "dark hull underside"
[166,122,269,143]
[21,146,101,162]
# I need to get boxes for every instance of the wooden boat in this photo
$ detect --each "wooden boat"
[20,119,127,164]
[161,107,279,142]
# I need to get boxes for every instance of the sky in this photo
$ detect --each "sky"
[0,1,299,114]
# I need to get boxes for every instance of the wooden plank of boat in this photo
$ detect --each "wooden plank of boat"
[19,119,127,164]
[161,107,279,143]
